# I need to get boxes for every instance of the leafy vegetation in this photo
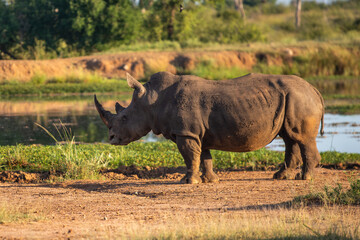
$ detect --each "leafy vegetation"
[189,59,250,80]
[1,0,360,59]
[294,179,360,206]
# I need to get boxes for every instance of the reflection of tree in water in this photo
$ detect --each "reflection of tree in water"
[0,113,108,146]
[78,122,102,143]
[0,95,131,145]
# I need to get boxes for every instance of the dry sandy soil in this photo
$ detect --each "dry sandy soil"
[0,50,288,82]
[0,168,359,239]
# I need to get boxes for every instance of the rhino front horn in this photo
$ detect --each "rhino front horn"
[94,95,114,127]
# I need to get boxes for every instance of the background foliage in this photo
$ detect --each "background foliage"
[1,0,359,59]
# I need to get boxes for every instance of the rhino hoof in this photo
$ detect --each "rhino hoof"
[273,170,286,180]
[273,169,295,180]
[202,173,220,183]
[296,172,313,180]
[295,173,302,180]
[180,173,202,184]
[302,172,313,180]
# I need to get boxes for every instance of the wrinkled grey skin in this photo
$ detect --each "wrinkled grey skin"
[95,72,324,184]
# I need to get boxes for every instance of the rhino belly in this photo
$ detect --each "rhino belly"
[203,121,279,152]
[203,100,285,152]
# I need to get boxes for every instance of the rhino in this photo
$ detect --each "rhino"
[95,72,324,184]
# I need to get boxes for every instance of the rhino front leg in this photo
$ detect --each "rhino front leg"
[200,150,220,183]
[176,136,202,184]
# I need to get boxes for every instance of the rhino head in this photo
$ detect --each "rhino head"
[94,73,151,145]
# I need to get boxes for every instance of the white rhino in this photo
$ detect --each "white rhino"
[95,72,324,184]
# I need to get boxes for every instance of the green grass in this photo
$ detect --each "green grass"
[326,104,360,115]
[0,72,131,96]
[0,92,132,102]
[189,59,250,80]
[98,40,182,53]
[294,179,360,206]
[1,142,359,180]
[0,79,130,96]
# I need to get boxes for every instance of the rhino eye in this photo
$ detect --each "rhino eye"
[121,116,127,122]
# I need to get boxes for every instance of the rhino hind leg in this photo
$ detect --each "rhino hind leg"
[200,150,220,183]
[176,136,202,184]
[278,115,321,180]
[296,140,321,180]
[273,137,302,180]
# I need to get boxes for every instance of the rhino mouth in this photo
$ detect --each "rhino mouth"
[110,137,130,146]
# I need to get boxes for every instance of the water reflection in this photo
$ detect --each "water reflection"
[0,114,109,145]
[0,96,359,153]
[0,95,130,145]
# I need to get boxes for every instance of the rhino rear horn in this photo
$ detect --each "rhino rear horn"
[94,95,114,127]
[126,73,146,97]
[115,102,125,114]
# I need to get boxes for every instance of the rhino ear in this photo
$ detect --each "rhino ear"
[126,73,146,97]
[115,102,125,114]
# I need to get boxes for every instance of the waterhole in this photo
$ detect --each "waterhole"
[0,96,359,153]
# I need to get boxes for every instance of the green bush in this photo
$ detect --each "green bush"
[299,13,334,40]
[191,59,249,80]
[194,8,265,43]
[29,73,47,85]
[286,47,360,77]
[259,2,288,14]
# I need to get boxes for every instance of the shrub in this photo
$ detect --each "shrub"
[294,179,360,206]
[30,73,47,85]
[175,6,265,44]
[299,13,334,40]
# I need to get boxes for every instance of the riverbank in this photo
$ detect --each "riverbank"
[1,42,359,82]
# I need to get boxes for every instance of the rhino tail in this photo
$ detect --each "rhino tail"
[320,110,324,136]
[313,87,325,136]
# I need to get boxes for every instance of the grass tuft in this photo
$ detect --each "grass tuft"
[89,207,360,239]
[34,122,109,180]
[0,203,44,224]
[294,179,360,206]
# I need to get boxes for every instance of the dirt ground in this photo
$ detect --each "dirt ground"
[0,168,359,239]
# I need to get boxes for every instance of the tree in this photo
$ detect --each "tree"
[12,0,58,48]
[295,0,301,28]
[61,0,142,48]
[152,0,179,40]
[0,1,19,59]
[139,0,154,9]
[234,0,245,20]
